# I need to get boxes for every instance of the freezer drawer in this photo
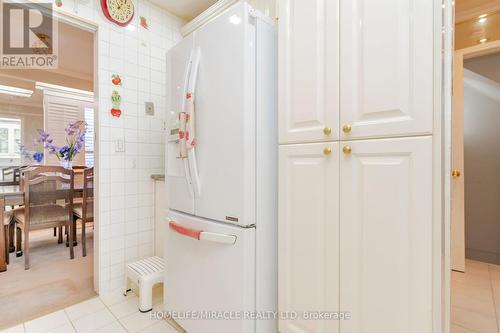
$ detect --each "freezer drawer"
[165,211,256,333]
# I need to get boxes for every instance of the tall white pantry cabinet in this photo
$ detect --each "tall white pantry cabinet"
[278,0,436,333]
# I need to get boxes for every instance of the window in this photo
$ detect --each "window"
[14,128,20,153]
[84,107,94,167]
[0,119,21,156]
[0,128,8,153]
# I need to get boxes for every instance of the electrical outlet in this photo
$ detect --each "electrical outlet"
[145,102,154,116]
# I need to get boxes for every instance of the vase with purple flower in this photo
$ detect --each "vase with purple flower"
[19,141,45,165]
[37,121,86,168]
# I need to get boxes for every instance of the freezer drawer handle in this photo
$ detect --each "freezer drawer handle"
[169,221,201,240]
[169,221,237,245]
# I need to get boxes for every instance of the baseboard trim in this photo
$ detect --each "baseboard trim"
[465,248,500,265]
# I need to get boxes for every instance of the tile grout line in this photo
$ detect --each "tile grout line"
[488,264,500,333]
[98,294,132,333]
[64,310,79,333]
[453,323,483,333]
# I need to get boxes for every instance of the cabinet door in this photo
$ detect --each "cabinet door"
[340,0,434,139]
[340,136,433,333]
[278,0,339,144]
[279,142,339,333]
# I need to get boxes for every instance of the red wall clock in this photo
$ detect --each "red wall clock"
[101,0,134,27]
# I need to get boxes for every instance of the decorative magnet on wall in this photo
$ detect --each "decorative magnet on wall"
[111,90,122,117]
[139,16,149,29]
[55,0,63,7]
[111,74,122,86]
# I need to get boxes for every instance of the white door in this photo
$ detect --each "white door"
[278,0,339,144]
[339,136,433,333]
[340,0,433,140]
[191,3,256,226]
[165,211,256,333]
[166,35,195,215]
[278,142,339,333]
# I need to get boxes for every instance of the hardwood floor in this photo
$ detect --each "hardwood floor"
[452,259,500,333]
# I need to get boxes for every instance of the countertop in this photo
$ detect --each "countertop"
[151,174,165,181]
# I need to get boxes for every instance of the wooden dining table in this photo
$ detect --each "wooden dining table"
[0,174,85,272]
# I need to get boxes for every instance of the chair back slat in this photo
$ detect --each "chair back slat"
[30,189,73,205]
[25,166,74,207]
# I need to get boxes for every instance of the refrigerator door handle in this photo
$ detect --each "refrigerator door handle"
[186,47,202,197]
[179,50,194,159]
[169,221,237,245]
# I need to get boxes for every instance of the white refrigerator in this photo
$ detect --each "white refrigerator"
[164,2,277,333]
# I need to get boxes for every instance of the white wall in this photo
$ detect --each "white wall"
[21,113,44,165]
[56,0,184,293]
[463,69,500,264]
[21,114,44,148]
[248,0,276,18]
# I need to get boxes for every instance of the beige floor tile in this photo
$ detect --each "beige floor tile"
[451,291,496,316]
[488,263,500,272]
[451,306,498,333]
[0,325,25,333]
[139,320,178,333]
[491,279,500,300]
[451,324,482,333]
[24,310,70,333]
[119,311,160,333]
[466,260,491,272]
[45,323,75,333]
[452,280,496,302]
[164,319,185,333]
[64,298,105,321]
[99,290,135,307]
[490,265,500,286]
[71,308,115,333]
[89,322,127,333]
[108,295,141,319]
[496,302,500,330]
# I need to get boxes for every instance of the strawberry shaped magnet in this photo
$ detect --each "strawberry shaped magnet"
[111,74,122,86]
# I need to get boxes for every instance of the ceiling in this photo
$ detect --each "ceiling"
[149,0,218,21]
[0,22,93,89]
[0,20,93,116]
[455,0,500,49]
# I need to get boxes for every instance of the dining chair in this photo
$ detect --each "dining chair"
[13,166,75,269]
[73,167,93,257]
[1,166,21,186]
[3,210,13,265]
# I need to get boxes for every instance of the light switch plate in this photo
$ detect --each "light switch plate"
[145,102,154,116]
[115,139,125,152]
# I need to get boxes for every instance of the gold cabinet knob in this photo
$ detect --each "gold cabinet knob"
[323,127,332,136]
[452,169,461,178]
[342,124,352,133]
[323,147,332,156]
[343,145,352,154]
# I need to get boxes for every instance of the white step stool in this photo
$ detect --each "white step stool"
[124,256,165,312]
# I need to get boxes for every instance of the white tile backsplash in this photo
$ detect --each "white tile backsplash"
[56,0,183,294]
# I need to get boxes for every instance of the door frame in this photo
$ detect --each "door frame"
[451,39,500,274]
[50,7,100,293]
[441,4,500,331]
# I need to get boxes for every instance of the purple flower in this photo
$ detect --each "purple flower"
[37,121,87,162]
[33,152,44,163]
